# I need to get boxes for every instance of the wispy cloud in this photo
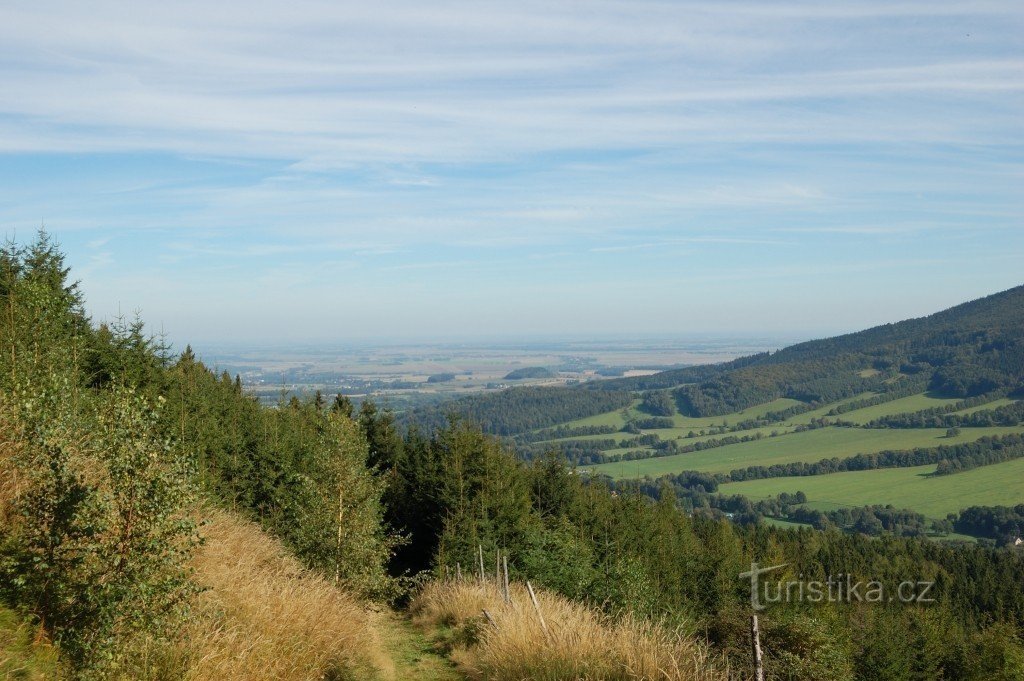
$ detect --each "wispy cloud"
[1,2,1021,163]
[0,1,1021,341]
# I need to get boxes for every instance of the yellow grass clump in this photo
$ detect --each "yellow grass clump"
[157,508,391,681]
[411,578,729,681]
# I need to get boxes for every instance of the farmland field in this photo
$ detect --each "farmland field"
[836,392,962,424]
[952,398,1019,416]
[717,458,1024,519]
[558,396,805,432]
[666,397,803,430]
[585,424,1024,478]
[558,400,640,429]
[540,424,793,448]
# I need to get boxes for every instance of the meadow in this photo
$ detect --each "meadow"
[585,424,1024,478]
[718,458,1024,519]
[546,388,1024,524]
[837,392,962,424]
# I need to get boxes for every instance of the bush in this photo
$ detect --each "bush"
[0,381,199,676]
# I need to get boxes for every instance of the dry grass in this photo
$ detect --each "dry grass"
[411,578,729,681]
[163,508,392,681]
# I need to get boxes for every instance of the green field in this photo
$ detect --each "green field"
[718,458,1024,519]
[542,423,794,450]
[586,425,1024,479]
[559,400,641,429]
[761,517,812,530]
[666,397,804,429]
[557,391,982,444]
[837,392,962,425]
[952,398,1019,416]
[781,393,876,425]
[559,397,805,433]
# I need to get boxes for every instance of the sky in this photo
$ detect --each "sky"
[0,1,1021,346]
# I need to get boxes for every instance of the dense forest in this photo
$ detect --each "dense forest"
[402,384,632,435]
[1,233,1023,679]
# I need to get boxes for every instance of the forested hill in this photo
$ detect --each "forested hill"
[588,285,1024,416]
[405,286,1024,432]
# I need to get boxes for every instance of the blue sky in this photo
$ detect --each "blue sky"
[0,1,1021,345]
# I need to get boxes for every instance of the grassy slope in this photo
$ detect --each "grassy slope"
[552,389,1024,521]
[782,392,876,425]
[838,392,963,425]
[953,398,1019,416]
[558,400,641,429]
[719,458,1024,519]
[541,424,792,448]
[560,397,805,432]
[667,397,803,429]
[586,425,1024,478]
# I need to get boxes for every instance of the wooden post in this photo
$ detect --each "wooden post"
[478,544,485,583]
[502,555,511,604]
[750,614,765,681]
[481,606,497,630]
[526,581,551,642]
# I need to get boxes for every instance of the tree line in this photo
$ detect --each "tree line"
[403,385,632,435]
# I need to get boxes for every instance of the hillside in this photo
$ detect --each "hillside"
[402,287,1023,440]
[594,285,1024,415]
[473,287,1024,539]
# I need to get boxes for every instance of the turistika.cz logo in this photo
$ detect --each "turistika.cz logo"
[738,562,936,612]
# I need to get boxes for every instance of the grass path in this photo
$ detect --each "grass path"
[372,609,464,681]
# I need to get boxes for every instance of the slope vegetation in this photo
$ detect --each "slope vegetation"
[412,578,725,681]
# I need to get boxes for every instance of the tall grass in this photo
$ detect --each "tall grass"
[411,578,729,681]
[162,508,391,681]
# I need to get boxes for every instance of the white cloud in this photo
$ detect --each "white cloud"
[0,1,1021,164]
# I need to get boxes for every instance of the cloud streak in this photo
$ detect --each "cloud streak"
[1,1,1021,162]
[0,0,1021,341]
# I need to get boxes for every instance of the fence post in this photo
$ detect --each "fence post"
[751,614,765,681]
[526,581,551,642]
[502,555,511,604]
[482,609,499,631]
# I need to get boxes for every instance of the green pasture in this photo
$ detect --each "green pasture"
[718,458,1024,519]
[952,398,1019,416]
[586,424,1024,479]
[837,392,962,425]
